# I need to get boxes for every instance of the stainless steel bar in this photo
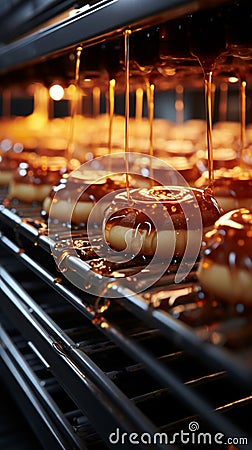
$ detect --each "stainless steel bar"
[0,0,229,73]
[0,327,76,450]
[0,325,88,450]
[0,266,170,448]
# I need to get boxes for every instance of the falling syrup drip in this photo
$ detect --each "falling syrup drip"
[146,81,155,186]
[108,79,116,157]
[33,83,49,125]
[124,29,134,206]
[189,8,226,188]
[239,79,247,167]
[66,46,82,167]
[218,82,228,122]
[175,84,184,125]
[107,78,116,178]
[204,69,214,185]
[135,87,143,121]
[135,87,144,153]
[93,86,100,117]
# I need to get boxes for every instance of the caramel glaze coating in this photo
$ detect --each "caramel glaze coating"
[42,172,152,224]
[8,159,68,203]
[104,187,222,258]
[48,175,122,203]
[202,209,252,271]
[196,148,238,173]
[150,163,200,186]
[166,156,201,185]
[153,150,201,186]
[198,208,252,304]
[0,151,36,185]
[42,176,122,225]
[174,163,201,186]
[195,167,252,213]
[12,164,65,186]
[196,167,252,198]
[209,176,252,200]
[105,187,222,231]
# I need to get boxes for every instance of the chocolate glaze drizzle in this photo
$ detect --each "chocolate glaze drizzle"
[105,186,221,231]
[204,208,252,271]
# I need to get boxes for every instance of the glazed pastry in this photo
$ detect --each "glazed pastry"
[0,149,36,186]
[42,172,150,225]
[196,147,238,173]
[195,166,252,212]
[8,157,68,203]
[197,208,252,303]
[104,186,222,258]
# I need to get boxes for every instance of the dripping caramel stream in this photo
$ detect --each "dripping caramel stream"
[135,87,143,121]
[107,78,116,177]
[109,79,116,150]
[218,82,228,122]
[146,81,155,186]
[33,83,49,125]
[124,29,133,205]
[93,86,100,117]
[175,84,184,125]
[204,70,214,186]
[240,79,247,167]
[66,46,82,167]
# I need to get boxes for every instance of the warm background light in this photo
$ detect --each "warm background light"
[228,76,239,83]
[49,84,64,101]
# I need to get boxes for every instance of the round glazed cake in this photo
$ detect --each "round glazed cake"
[197,208,252,303]
[42,171,151,225]
[104,186,222,258]
[195,166,252,212]
[8,157,68,203]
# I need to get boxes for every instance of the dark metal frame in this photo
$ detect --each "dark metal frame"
[0,1,251,447]
[0,0,230,73]
[1,203,252,448]
[1,204,252,388]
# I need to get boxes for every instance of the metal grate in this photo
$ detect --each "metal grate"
[1,199,252,383]
[0,310,103,449]
[0,198,252,449]
[0,0,231,74]
[0,0,102,45]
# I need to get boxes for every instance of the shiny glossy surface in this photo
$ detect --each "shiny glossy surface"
[203,208,252,270]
